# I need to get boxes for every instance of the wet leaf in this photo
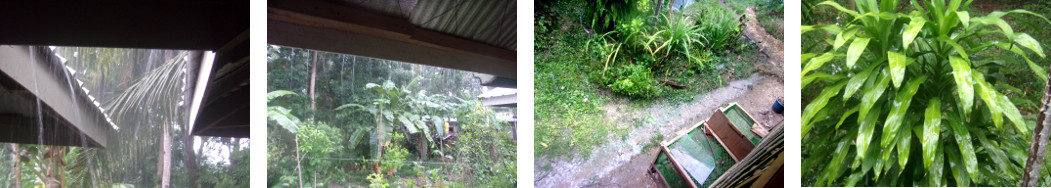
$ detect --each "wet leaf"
[836,107,859,130]
[855,102,884,165]
[846,37,871,68]
[903,15,926,50]
[1012,33,1045,58]
[844,64,876,101]
[973,72,1003,128]
[997,95,1027,135]
[818,1,860,17]
[803,53,835,76]
[949,56,974,113]
[946,143,971,186]
[803,81,848,137]
[823,137,852,185]
[802,72,846,89]
[887,51,907,88]
[881,76,926,148]
[957,11,970,28]
[922,98,941,170]
[947,114,978,181]
[859,69,891,125]
[835,26,860,50]
[928,145,945,186]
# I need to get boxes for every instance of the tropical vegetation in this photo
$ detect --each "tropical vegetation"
[801,0,1051,186]
[1,47,248,187]
[266,45,516,187]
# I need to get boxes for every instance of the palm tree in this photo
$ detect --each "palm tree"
[103,51,189,188]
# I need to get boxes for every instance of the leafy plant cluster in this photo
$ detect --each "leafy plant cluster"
[266,46,515,187]
[583,0,741,98]
[801,0,1051,186]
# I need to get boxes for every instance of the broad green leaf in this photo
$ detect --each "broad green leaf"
[835,26,860,50]
[858,71,890,125]
[970,16,1014,39]
[1013,33,1045,58]
[397,115,418,134]
[922,98,941,170]
[802,24,844,35]
[949,56,974,113]
[818,1,860,17]
[835,107,859,130]
[267,90,298,102]
[957,11,970,28]
[998,95,1027,134]
[802,72,846,89]
[928,145,945,186]
[845,37,871,68]
[823,137,852,185]
[855,102,884,164]
[881,76,926,148]
[268,106,299,133]
[803,81,847,137]
[887,51,908,88]
[947,114,979,181]
[996,43,1048,83]
[803,53,835,76]
[902,16,927,50]
[843,65,876,101]
[973,72,1003,128]
[946,145,971,186]
[939,36,970,62]
[802,53,817,64]
[974,128,1019,180]
[897,121,912,170]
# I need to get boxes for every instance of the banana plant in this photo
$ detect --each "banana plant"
[801,0,1051,186]
[336,77,454,161]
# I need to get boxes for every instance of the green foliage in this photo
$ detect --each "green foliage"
[607,64,663,98]
[268,45,513,187]
[801,0,1051,186]
[379,132,409,175]
[693,4,741,51]
[366,173,389,188]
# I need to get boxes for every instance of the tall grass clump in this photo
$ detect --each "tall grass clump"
[695,5,741,51]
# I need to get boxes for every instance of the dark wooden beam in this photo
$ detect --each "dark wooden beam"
[267,0,516,78]
[0,0,247,50]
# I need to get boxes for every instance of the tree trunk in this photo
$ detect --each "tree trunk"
[157,123,171,188]
[1022,72,1051,186]
[295,135,304,188]
[10,143,20,188]
[310,51,318,118]
[182,124,199,187]
[43,146,64,188]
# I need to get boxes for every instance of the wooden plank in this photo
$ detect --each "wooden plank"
[662,145,699,188]
[706,112,755,162]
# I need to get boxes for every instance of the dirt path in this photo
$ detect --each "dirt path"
[717,0,784,79]
[534,74,783,187]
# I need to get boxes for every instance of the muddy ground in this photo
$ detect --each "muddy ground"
[534,3,784,187]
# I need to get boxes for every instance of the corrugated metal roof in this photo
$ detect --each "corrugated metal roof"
[335,0,516,51]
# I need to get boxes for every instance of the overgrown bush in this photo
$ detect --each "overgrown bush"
[801,0,1051,186]
[694,4,741,51]
[596,64,663,98]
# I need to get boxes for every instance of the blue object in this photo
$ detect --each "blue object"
[772,96,784,114]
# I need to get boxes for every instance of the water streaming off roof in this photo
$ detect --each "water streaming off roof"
[0,46,249,187]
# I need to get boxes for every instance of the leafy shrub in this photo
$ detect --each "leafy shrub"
[694,5,741,51]
[801,0,1051,186]
[586,0,651,32]
[380,132,409,175]
[606,64,662,98]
